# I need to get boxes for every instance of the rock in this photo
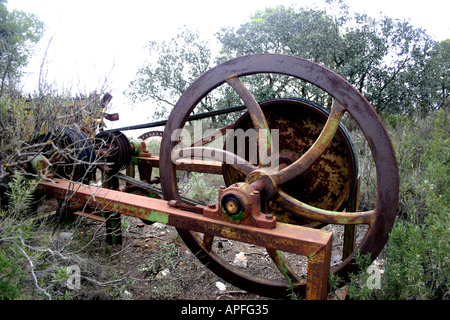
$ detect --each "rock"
[331,255,342,266]
[155,268,170,279]
[233,252,248,268]
[152,222,166,230]
[123,290,133,299]
[334,284,349,300]
[215,281,227,291]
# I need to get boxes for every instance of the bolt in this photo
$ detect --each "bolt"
[265,214,274,220]
[168,200,178,208]
[208,203,216,209]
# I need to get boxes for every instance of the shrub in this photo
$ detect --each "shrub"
[380,110,449,299]
[343,109,449,300]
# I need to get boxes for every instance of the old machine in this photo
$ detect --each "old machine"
[34,54,399,299]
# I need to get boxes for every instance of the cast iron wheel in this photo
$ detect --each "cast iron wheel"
[159,54,399,298]
[138,130,164,141]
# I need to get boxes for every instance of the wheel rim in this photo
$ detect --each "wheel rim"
[94,131,132,176]
[159,54,399,298]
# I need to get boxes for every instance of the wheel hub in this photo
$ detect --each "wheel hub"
[244,168,278,201]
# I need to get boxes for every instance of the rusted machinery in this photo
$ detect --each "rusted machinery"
[35,54,399,300]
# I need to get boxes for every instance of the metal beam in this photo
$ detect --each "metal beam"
[38,178,332,300]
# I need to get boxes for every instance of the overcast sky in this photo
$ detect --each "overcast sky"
[6,0,450,130]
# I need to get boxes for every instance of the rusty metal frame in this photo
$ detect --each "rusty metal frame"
[33,54,399,300]
[38,178,332,300]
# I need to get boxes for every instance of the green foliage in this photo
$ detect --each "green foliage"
[217,4,443,117]
[0,0,44,95]
[51,266,71,286]
[140,241,184,300]
[338,110,450,300]
[392,109,449,224]
[0,174,42,299]
[140,241,178,276]
[128,2,448,121]
[145,137,161,156]
[0,244,27,299]
[346,251,377,300]
[6,174,37,217]
[148,281,183,300]
[129,2,448,120]
[126,27,212,119]
[381,109,449,299]
[382,216,449,299]
[181,172,220,205]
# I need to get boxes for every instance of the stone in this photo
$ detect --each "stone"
[155,268,170,279]
[152,222,166,230]
[123,290,133,299]
[215,281,227,291]
[233,252,248,268]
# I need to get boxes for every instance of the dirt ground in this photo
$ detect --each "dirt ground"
[59,214,268,300]
[45,202,351,301]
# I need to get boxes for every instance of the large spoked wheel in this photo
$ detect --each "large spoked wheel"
[159,54,399,298]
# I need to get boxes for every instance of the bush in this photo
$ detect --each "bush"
[381,109,449,299]
[0,176,47,299]
[0,92,111,300]
[343,109,449,300]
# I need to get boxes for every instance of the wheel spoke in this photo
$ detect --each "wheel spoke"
[275,189,375,225]
[272,100,346,185]
[226,76,272,168]
[172,146,257,176]
[266,248,304,285]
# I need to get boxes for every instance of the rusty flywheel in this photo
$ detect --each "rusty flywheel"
[159,54,399,298]
[223,98,359,227]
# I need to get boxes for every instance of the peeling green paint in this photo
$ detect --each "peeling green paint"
[109,202,169,225]
[145,210,169,224]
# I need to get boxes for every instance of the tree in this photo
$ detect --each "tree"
[129,1,446,119]
[422,39,450,112]
[126,27,213,119]
[216,3,438,116]
[0,0,44,96]
[216,6,339,108]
